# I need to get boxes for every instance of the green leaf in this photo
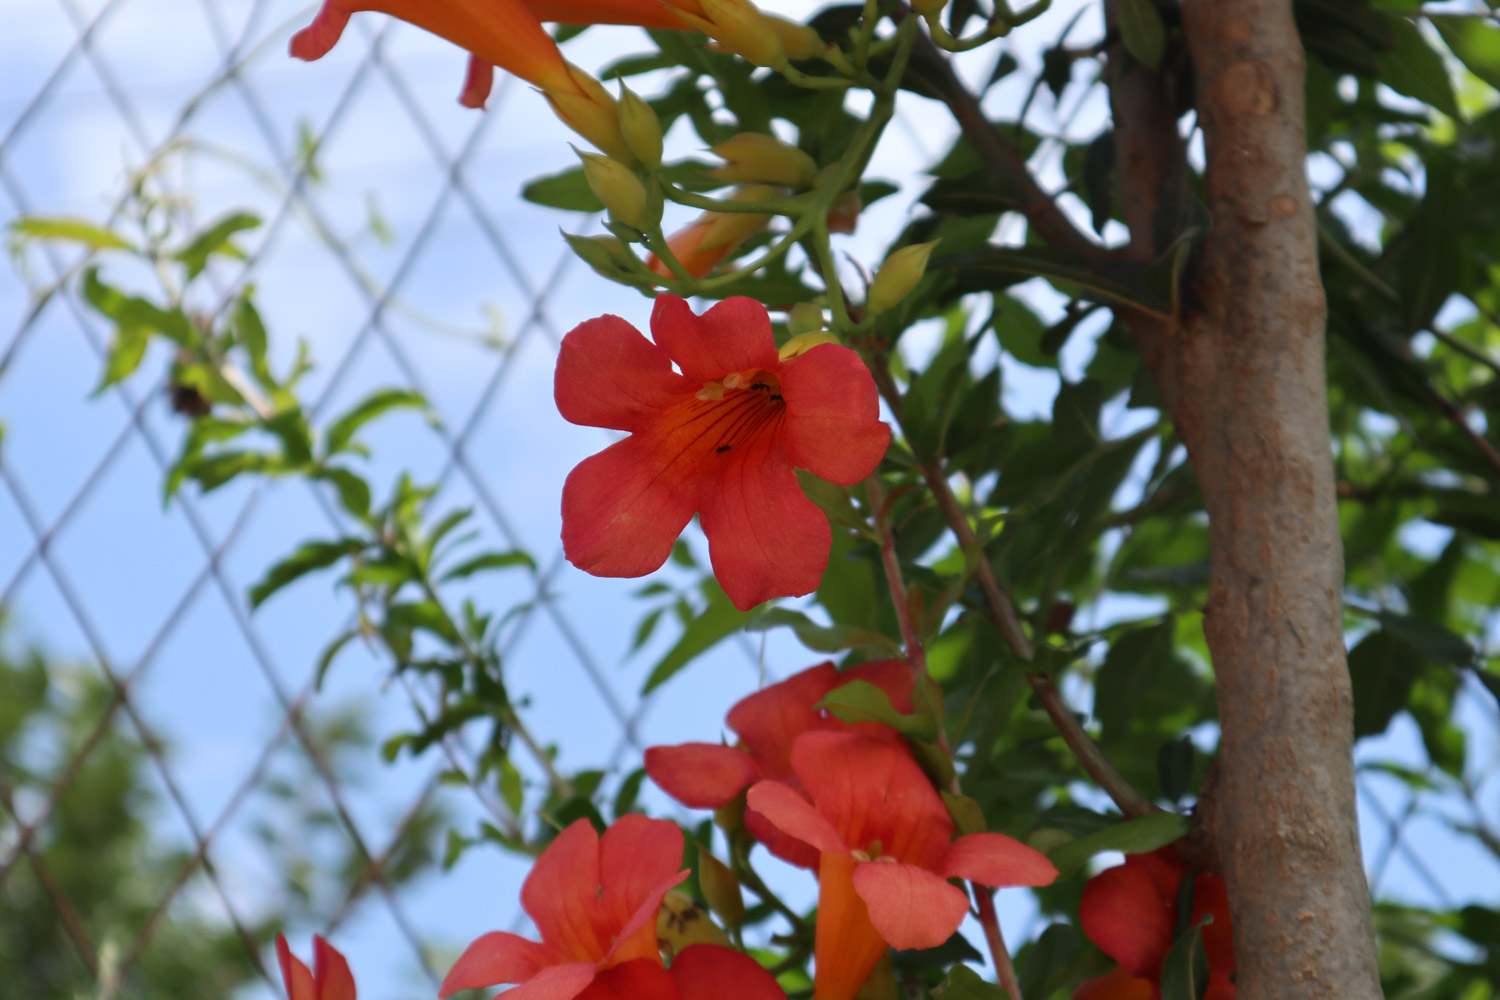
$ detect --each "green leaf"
[1018,924,1080,1000]
[1375,611,1474,667]
[1381,17,1460,120]
[185,450,277,493]
[500,754,524,815]
[643,582,756,693]
[930,963,1008,1000]
[1157,735,1197,803]
[325,388,428,455]
[95,324,151,391]
[1432,15,1500,91]
[1349,630,1424,737]
[250,539,362,608]
[1046,812,1190,879]
[233,292,270,374]
[265,408,314,467]
[314,629,360,689]
[746,608,899,655]
[10,215,134,251]
[1396,160,1463,335]
[919,169,1024,216]
[524,160,719,211]
[1094,619,1175,743]
[819,679,937,740]
[440,550,537,581]
[385,600,462,646]
[174,211,262,280]
[939,246,1168,316]
[940,791,986,835]
[1159,917,1212,1000]
[1119,0,1167,70]
[81,268,196,346]
[317,466,372,520]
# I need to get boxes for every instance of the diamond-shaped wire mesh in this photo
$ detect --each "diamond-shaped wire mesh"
[2,3,1498,1000]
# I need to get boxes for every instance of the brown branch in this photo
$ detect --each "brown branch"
[908,20,1105,267]
[1110,2,1385,997]
[867,355,1159,820]
[869,476,929,676]
[973,888,1023,1000]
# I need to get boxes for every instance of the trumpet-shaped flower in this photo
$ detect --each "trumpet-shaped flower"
[276,935,356,1000]
[646,660,914,866]
[574,945,787,1000]
[746,732,1057,1000]
[555,296,889,610]
[440,815,688,1000]
[1073,849,1236,1000]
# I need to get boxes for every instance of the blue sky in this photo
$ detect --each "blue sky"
[1,1,1496,998]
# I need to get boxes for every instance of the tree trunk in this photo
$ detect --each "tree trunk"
[1118,2,1384,997]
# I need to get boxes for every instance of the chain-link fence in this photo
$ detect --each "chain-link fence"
[2,2,1497,999]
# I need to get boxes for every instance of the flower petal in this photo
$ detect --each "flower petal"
[788,731,952,867]
[276,935,317,1000]
[1070,967,1154,1000]
[313,936,356,1000]
[671,945,786,1000]
[812,852,891,1000]
[645,743,760,808]
[526,0,694,29]
[576,959,679,1000]
[780,344,889,486]
[605,870,691,966]
[1189,871,1236,977]
[938,832,1058,889]
[522,819,606,961]
[601,815,687,928]
[459,57,495,109]
[851,860,970,951]
[650,296,777,386]
[698,437,830,610]
[1078,858,1175,979]
[561,436,698,579]
[555,314,688,432]
[746,779,848,855]
[744,801,822,869]
[725,662,840,776]
[439,931,558,996]
[288,4,352,60]
[482,963,597,1000]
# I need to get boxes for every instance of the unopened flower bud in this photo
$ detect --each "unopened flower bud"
[779,330,839,360]
[562,232,643,284]
[766,15,825,61]
[545,64,634,163]
[711,133,818,188]
[695,848,745,932]
[867,240,939,314]
[577,151,653,233]
[695,0,785,67]
[787,303,825,335]
[699,184,777,250]
[618,85,663,169]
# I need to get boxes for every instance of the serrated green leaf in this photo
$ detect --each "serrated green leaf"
[819,679,936,739]
[10,215,135,251]
[325,388,428,455]
[249,539,362,608]
[81,268,196,345]
[386,600,462,646]
[1046,812,1190,879]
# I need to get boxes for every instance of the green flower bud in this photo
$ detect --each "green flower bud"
[618,84,663,169]
[867,240,939,315]
[710,133,818,188]
[577,150,654,233]
[695,846,745,932]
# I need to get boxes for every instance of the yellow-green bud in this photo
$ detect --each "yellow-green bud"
[695,848,745,932]
[562,232,641,282]
[778,330,839,359]
[695,0,785,67]
[617,85,663,169]
[710,133,818,188]
[577,151,653,233]
[766,14,825,61]
[545,63,634,164]
[657,890,732,957]
[867,240,939,314]
[787,303,825,335]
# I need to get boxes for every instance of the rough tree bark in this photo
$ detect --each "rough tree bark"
[1115,2,1384,997]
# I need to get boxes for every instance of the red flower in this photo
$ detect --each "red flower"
[276,935,355,1000]
[440,815,688,1000]
[571,945,787,1000]
[646,660,915,866]
[746,732,1058,1000]
[555,296,889,610]
[1073,849,1236,1000]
